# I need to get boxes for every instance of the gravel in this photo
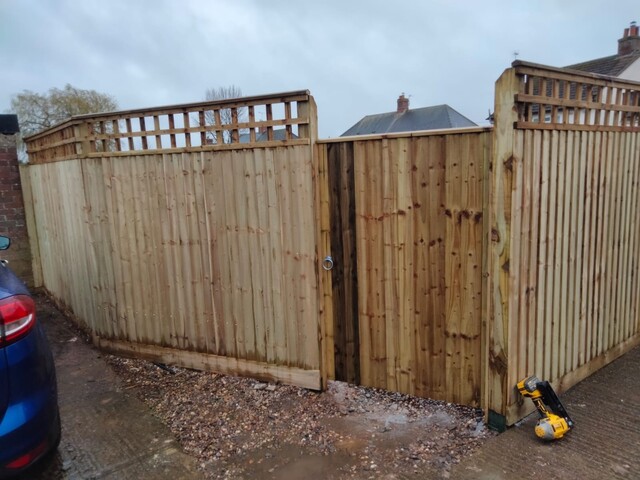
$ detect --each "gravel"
[106,356,496,479]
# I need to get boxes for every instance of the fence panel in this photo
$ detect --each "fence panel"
[23,92,322,389]
[488,62,640,425]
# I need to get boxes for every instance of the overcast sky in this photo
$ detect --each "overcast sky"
[1,0,637,137]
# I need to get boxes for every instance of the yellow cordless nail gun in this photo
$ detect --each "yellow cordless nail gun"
[517,376,574,441]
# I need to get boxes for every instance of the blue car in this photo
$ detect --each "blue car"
[0,235,60,477]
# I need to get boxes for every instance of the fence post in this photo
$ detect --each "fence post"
[484,67,521,430]
[75,120,92,156]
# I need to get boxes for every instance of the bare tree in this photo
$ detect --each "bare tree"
[10,84,118,160]
[200,85,247,144]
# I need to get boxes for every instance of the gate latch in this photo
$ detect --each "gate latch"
[322,256,334,271]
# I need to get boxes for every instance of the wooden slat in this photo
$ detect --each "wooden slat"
[428,136,447,399]
[95,336,321,390]
[535,130,549,378]
[327,142,359,383]
[552,131,567,379]
[18,166,43,287]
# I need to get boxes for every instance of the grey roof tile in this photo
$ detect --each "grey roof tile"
[565,52,640,77]
[341,104,477,137]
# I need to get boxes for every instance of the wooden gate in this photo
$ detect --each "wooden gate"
[318,128,491,405]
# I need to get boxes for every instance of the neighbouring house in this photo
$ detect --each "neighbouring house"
[566,21,640,81]
[341,94,477,136]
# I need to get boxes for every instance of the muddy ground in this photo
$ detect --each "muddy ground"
[107,356,494,479]
[37,293,495,479]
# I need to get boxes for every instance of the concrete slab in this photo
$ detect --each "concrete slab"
[451,346,640,480]
[18,295,203,479]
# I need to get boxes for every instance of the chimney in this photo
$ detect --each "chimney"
[618,21,640,55]
[397,93,409,114]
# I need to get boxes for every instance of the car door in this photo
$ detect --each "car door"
[0,349,7,422]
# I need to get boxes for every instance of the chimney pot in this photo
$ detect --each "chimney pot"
[619,22,640,55]
[397,93,409,114]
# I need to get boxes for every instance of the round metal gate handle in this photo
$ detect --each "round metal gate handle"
[322,256,334,271]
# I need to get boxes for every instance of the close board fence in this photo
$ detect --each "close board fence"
[21,62,640,426]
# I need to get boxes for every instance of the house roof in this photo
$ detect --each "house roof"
[238,128,297,143]
[341,104,477,137]
[565,52,640,77]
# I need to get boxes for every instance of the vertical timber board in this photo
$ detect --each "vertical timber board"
[184,153,209,352]
[412,136,432,399]
[143,154,168,346]
[620,132,636,343]
[444,134,463,402]
[552,131,568,380]
[428,136,447,399]
[463,133,485,405]
[19,165,43,287]
[392,136,413,395]
[315,142,335,384]
[327,141,360,384]
[250,148,273,362]
[292,143,320,371]
[211,150,239,357]
[632,134,640,337]
[200,149,229,356]
[486,68,520,424]
[263,148,287,363]
[80,158,115,338]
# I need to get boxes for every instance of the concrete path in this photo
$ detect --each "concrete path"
[22,295,203,480]
[451,346,640,480]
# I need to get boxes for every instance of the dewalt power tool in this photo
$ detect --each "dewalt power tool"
[517,376,574,441]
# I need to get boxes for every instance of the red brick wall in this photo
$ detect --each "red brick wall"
[0,134,33,286]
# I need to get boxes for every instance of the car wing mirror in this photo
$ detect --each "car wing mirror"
[0,236,10,250]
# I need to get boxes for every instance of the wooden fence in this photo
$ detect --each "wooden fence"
[316,129,492,406]
[22,91,324,389]
[20,62,640,426]
[488,61,640,425]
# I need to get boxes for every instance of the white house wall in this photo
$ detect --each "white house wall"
[619,58,640,82]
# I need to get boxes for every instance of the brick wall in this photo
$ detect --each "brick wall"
[0,134,33,286]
